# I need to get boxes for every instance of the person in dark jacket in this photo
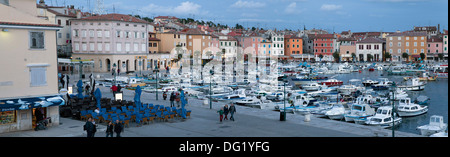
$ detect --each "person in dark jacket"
[84,118,95,137]
[229,103,236,121]
[114,119,123,137]
[223,105,229,120]
[106,121,114,137]
[117,84,122,93]
[169,92,175,107]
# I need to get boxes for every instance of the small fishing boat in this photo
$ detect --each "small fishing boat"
[396,98,428,117]
[362,79,379,86]
[397,78,426,91]
[365,106,402,128]
[417,115,447,136]
[325,104,346,120]
[344,104,376,122]
[320,79,344,87]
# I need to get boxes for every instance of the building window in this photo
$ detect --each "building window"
[29,67,47,87]
[29,31,45,49]
[116,43,122,52]
[73,30,79,37]
[105,43,110,51]
[74,43,80,51]
[105,31,110,38]
[89,30,95,37]
[97,30,102,38]
[97,43,103,51]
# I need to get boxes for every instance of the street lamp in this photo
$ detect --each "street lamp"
[389,82,397,137]
[113,63,117,85]
[209,67,214,109]
[153,65,159,100]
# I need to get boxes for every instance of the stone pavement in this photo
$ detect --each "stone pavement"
[0,83,423,137]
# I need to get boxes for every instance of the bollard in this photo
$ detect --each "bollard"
[304,113,311,122]
[203,99,208,106]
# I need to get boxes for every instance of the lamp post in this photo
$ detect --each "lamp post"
[113,63,117,85]
[154,66,159,100]
[210,67,214,109]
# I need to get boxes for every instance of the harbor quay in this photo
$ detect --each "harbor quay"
[0,72,421,137]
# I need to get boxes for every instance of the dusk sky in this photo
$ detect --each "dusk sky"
[41,0,448,33]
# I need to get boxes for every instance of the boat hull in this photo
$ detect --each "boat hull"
[397,108,428,117]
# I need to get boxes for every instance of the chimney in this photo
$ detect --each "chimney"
[438,24,440,35]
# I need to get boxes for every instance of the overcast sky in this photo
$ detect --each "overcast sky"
[41,0,448,33]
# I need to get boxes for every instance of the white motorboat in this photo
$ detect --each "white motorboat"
[396,98,428,117]
[430,131,448,137]
[289,93,316,106]
[388,89,409,100]
[302,82,323,91]
[337,79,365,94]
[235,96,260,106]
[362,79,379,86]
[325,104,346,120]
[217,89,246,103]
[344,104,376,122]
[397,78,426,91]
[365,106,402,128]
[416,115,447,136]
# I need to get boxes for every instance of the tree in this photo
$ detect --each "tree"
[235,23,244,29]
[402,52,409,62]
[385,52,392,61]
[367,54,373,62]
[332,52,340,63]
[318,54,324,61]
[438,53,444,61]
[420,53,426,61]
[351,53,356,62]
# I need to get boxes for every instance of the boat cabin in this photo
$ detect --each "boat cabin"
[429,115,446,128]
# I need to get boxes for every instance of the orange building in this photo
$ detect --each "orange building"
[284,35,303,60]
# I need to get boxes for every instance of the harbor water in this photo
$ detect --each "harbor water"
[328,70,448,135]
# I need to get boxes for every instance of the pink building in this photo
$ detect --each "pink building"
[427,36,443,60]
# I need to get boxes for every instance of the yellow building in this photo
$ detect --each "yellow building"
[0,0,63,133]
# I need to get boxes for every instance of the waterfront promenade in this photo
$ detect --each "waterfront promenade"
[0,73,422,137]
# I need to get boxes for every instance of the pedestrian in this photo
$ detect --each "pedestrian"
[114,119,123,137]
[223,104,229,120]
[229,103,236,121]
[60,75,65,88]
[117,68,120,76]
[217,107,224,122]
[184,92,189,106]
[85,84,90,95]
[84,117,96,137]
[94,107,100,114]
[106,121,114,137]
[163,92,167,100]
[176,92,181,107]
[169,92,175,107]
[111,85,118,95]
[117,84,122,93]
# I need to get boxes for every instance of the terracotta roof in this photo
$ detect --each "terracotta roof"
[315,34,335,39]
[387,31,427,37]
[338,37,357,41]
[155,16,179,20]
[181,28,208,35]
[427,36,443,42]
[148,37,161,41]
[72,13,149,24]
[357,37,384,43]
[0,21,60,27]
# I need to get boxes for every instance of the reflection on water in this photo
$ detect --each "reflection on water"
[327,70,448,135]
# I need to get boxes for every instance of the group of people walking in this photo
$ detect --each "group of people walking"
[217,103,237,122]
[84,117,123,137]
[164,91,188,108]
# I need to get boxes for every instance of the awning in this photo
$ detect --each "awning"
[0,95,65,112]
